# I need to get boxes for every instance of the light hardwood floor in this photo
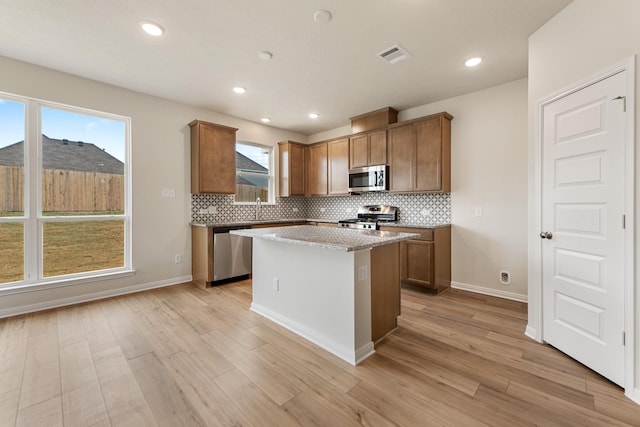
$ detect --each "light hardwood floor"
[1,279,639,426]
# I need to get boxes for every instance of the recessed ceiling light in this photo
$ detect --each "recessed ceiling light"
[313,10,332,23]
[139,21,164,37]
[261,117,271,123]
[465,57,483,67]
[308,113,320,119]
[233,86,246,94]
[258,51,273,60]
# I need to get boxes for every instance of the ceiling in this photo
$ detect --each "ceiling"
[0,0,571,135]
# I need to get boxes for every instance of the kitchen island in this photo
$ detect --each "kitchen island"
[231,225,419,365]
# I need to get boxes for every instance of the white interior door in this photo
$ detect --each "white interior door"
[541,71,627,386]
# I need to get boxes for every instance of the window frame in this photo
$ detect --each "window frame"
[234,141,275,205]
[0,91,133,293]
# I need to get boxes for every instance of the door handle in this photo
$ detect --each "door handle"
[539,231,553,239]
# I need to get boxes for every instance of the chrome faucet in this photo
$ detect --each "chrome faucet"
[255,197,261,220]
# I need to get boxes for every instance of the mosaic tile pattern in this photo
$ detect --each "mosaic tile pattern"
[191,192,450,225]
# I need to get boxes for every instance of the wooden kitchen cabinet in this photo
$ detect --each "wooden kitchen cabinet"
[379,225,451,293]
[328,137,349,195]
[388,112,452,193]
[189,120,238,194]
[349,129,387,169]
[191,226,213,288]
[278,141,306,197]
[307,142,328,196]
[370,242,401,342]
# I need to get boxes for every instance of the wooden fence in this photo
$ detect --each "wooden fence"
[0,166,124,213]
[236,183,268,202]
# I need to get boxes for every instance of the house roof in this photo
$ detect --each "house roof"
[0,135,124,174]
[236,151,267,174]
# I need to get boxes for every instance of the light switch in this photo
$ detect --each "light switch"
[161,188,176,198]
[474,207,483,217]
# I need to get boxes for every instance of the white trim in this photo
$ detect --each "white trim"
[450,281,528,303]
[524,325,540,342]
[250,302,375,366]
[0,275,192,319]
[530,57,636,397]
[0,269,136,296]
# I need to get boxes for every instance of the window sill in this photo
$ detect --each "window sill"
[0,269,136,296]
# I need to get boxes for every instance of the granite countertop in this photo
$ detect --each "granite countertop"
[190,218,308,228]
[190,219,449,229]
[230,225,420,252]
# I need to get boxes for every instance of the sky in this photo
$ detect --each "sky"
[0,99,126,162]
[237,141,270,169]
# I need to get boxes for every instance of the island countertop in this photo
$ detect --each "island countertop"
[231,225,419,252]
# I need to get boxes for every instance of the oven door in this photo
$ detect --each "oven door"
[348,165,388,192]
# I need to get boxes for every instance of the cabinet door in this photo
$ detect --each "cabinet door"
[414,117,442,192]
[388,124,414,192]
[308,142,328,195]
[349,134,368,169]
[289,143,306,196]
[368,130,387,166]
[401,239,435,288]
[191,121,237,194]
[328,138,349,195]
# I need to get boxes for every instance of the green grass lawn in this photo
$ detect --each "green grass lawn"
[0,220,124,283]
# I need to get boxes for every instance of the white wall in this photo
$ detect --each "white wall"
[309,79,529,300]
[0,55,306,315]
[527,0,640,402]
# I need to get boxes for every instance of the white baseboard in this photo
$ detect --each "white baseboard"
[524,325,541,342]
[251,302,374,366]
[450,281,528,303]
[626,387,640,406]
[0,275,193,319]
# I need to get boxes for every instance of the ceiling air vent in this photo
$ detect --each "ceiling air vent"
[377,44,411,64]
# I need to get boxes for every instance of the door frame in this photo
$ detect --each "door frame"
[528,57,636,402]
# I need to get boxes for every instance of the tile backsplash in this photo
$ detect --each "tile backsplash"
[192,193,450,225]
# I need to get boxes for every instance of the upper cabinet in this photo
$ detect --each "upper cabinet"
[189,120,237,194]
[278,141,306,197]
[349,129,387,169]
[306,138,350,196]
[388,112,452,193]
[328,138,349,195]
[307,142,328,196]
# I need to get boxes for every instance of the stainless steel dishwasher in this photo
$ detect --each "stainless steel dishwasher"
[212,226,252,282]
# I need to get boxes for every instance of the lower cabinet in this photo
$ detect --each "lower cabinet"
[380,225,451,293]
[370,242,401,342]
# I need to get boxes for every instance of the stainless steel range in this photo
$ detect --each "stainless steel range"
[338,205,398,230]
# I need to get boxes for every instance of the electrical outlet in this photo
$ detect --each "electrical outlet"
[292,207,299,212]
[175,254,182,264]
[273,278,279,291]
[475,207,483,217]
[500,271,510,285]
[208,205,217,215]
[358,265,368,281]
[420,208,431,217]
[320,207,326,213]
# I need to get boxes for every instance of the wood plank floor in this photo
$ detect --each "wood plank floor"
[1,279,639,426]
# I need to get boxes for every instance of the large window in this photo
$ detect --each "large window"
[0,93,131,288]
[235,141,274,204]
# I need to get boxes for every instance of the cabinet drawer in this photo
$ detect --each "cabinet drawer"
[381,226,433,241]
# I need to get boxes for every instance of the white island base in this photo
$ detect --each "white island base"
[250,238,376,365]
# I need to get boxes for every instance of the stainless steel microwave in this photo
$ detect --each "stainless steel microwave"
[348,165,388,192]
